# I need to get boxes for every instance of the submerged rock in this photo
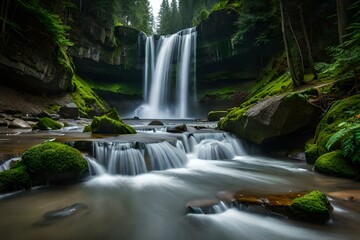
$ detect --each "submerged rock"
[43,203,89,222]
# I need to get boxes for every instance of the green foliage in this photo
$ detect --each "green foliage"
[193,9,209,26]
[314,150,359,178]
[21,141,88,183]
[71,75,107,118]
[305,144,319,164]
[91,115,136,134]
[0,164,31,193]
[325,120,360,151]
[32,117,62,130]
[341,127,360,164]
[289,191,331,223]
[315,94,360,155]
[17,0,74,72]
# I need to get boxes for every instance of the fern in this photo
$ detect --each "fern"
[341,128,360,164]
[325,122,360,150]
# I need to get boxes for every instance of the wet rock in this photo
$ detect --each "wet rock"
[21,116,39,122]
[38,203,89,226]
[148,120,164,126]
[37,111,51,118]
[8,118,31,129]
[208,111,228,121]
[186,199,228,214]
[0,119,8,127]
[287,149,306,161]
[219,93,320,144]
[167,124,187,133]
[59,103,79,119]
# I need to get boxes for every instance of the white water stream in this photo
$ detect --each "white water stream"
[136,28,197,118]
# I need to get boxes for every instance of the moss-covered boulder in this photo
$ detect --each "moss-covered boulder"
[21,142,88,183]
[288,191,331,223]
[104,107,122,122]
[314,94,360,155]
[91,115,136,134]
[219,93,319,144]
[314,150,360,178]
[305,143,319,164]
[0,164,31,193]
[208,111,228,121]
[32,117,62,130]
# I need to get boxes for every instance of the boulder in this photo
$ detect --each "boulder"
[8,118,31,129]
[32,117,62,130]
[208,111,228,121]
[59,103,79,119]
[21,142,88,184]
[219,93,319,144]
[91,115,136,134]
[0,163,31,193]
[314,150,360,178]
[166,124,187,133]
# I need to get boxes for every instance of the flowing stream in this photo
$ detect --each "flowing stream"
[0,128,359,240]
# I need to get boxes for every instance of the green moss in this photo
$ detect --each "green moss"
[91,115,136,134]
[32,117,62,130]
[47,104,61,113]
[314,150,359,178]
[83,125,92,133]
[208,111,228,121]
[0,164,31,193]
[85,79,142,95]
[315,94,360,155]
[289,191,331,223]
[104,107,122,122]
[305,144,319,164]
[71,75,108,118]
[21,142,88,183]
[17,0,74,72]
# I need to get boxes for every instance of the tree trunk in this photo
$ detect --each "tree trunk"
[299,6,317,79]
[337,0,350,44]
[279,0,300,86]
[287,10,304,83]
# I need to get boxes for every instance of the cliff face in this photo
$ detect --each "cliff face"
[196,8,281,111]
[0,1,72,94]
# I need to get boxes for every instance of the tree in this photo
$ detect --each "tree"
[157,0,171,35]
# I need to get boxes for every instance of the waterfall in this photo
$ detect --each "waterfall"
[136,28,197,119]
[0,158,20,172]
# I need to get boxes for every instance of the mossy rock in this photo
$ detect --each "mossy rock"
[0,164,31,193]
[219,93,318,144]
[305,144,319,164]
[32,117,62,130]
[83,125,92,132]
[91,115,136,134]
[208,111,228,121]
[314,150,360,178]
[315,94,360,155]
[288,191,331,223]
[104,107,122,122]
[21,142,88,184]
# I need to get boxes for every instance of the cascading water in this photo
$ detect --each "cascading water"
[136,28,197,119]
[87,131,245,176]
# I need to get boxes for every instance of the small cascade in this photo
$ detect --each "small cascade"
[210,201,229,214]
[0,158,20,172]
[136,28,197,118]
[195,139,235,160]
[84,156,106,176]
[90,140,188,175]
[108,148,147,175]
[184,132,246,159]
[145,141,188,171]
